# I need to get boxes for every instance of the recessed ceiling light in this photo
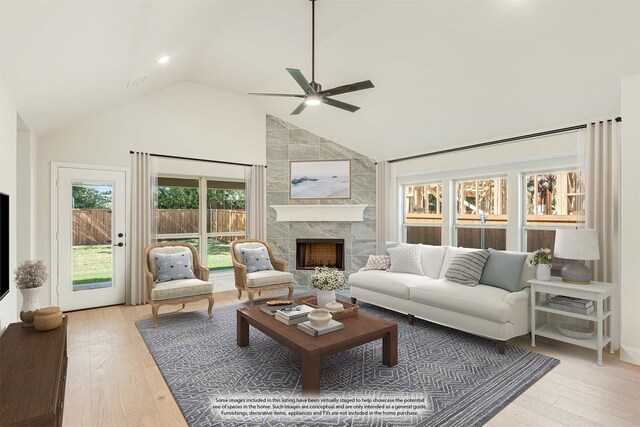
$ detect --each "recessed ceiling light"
[157,56,170,64]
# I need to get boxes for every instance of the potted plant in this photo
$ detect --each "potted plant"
[528,248,552,281]
[15,260,47,326]
[308,266,347,309]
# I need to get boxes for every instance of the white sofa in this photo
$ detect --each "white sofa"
[348,245,534,353]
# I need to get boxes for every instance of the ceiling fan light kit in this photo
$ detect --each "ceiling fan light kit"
[249,0,374,115]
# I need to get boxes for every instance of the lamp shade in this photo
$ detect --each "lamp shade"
[554,229,600,261]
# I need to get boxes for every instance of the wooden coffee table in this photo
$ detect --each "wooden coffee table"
[236,298,398,394]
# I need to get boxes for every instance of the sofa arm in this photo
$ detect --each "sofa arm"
[504,288,530,306]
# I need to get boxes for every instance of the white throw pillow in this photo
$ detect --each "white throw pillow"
[363,255,391,271]
[387,244,424,276]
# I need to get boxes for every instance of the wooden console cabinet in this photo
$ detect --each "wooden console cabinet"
[1,317,68,426]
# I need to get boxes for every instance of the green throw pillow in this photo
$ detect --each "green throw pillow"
[480,248,527,292]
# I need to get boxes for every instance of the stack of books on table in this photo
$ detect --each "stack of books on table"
[260,302,295,316]
[549,295,595,315]
[297,320,344,336]
[274,305,314,325]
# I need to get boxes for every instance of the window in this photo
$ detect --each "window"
[523,170,584,271]
[454,178,507,249]
[155,177,245,271]
[403,183,442,245]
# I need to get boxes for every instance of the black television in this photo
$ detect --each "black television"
[0,192,8,302]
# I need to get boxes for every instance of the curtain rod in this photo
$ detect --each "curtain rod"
[387,116,622,164]
[129,151,265,168]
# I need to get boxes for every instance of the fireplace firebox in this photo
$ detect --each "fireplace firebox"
[296,239,345,271]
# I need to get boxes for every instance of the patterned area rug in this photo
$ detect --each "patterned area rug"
[136,297,558,426]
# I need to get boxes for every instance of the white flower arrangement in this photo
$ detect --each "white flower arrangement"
[308,267,347,291]
[528,248,552,267]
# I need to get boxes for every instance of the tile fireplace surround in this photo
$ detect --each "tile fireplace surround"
[265,114,377,286]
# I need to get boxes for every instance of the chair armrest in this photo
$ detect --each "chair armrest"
[233,263,248,289]
[145,270,155,301]
[197,266,209,281]
[272,258,287,271]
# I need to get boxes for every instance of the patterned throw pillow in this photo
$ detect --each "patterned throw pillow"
[444,250,490,286]
[363,255,391,271]
[240,246,274,273]
[387,244,424,276]
[155,251,196,283]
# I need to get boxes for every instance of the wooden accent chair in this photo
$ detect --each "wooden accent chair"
[230,239,294,305]
[143,242,215,327]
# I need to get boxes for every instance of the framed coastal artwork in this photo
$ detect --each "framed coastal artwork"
[290,160,351,199]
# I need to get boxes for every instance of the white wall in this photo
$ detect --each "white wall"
[620,73,640,365]
[0,80,18,331]
[396,131,579,251]
[37,81,266,306]
[16,129,37,262]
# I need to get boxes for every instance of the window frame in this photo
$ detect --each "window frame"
[452,175,508,249]
[402,182,443,244]
[155,174,246,270]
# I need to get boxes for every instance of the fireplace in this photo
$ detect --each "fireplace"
[296,239,345,270]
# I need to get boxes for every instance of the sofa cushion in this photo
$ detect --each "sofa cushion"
[246,270,293,288]
[420,244,448,279]
[388,244,424,275]
[444,250,489,286]
[348,270,430,300]
[238,246,274,273]
[363,255,391,271]
[152,278,213,301]
[438,247,479,279]
[410,279,513,323]
[154,251,197,283]
[480,248,527,292]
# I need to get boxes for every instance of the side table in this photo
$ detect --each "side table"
[529,277,615,366]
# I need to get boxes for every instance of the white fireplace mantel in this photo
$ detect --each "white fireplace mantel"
[270,204,367,222]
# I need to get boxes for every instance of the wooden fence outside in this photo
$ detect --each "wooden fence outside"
[73,209,246,245]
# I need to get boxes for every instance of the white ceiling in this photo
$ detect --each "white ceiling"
[2,0,639,160]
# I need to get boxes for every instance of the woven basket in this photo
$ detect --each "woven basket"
[300,297,358,320]
[33,306,63,332]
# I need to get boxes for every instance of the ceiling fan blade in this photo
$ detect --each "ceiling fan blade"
[318,80,374,96]
[286,68,316,95]
[291,100,308,115]
[322,97,360,113]
[248,93,304,98]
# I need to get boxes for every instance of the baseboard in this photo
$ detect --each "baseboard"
[620,345,640,365]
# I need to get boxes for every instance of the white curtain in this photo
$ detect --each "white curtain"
[376,161,399,245]
[129,152,157,305]
[579,118,621,346]
[245,165,267,240]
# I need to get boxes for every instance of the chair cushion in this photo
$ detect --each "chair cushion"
[444,250,490,286]
[246,270,293,288]
[363,255,391,271]
[149,246,194,281]
[151,278,213,301]
[238,246,274,273]
[387,244,424,275]
[410,279,513,323]
[233,241,266,260]
[348,270,431,300]
[154,251,196,283]
[480,248,527,292]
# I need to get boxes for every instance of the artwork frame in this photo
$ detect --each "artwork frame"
[290,160,352,199]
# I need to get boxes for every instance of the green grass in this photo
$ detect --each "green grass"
[72,239,234,284]
[73,244,113,285]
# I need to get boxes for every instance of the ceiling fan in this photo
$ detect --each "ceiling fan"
[249,0,374,115]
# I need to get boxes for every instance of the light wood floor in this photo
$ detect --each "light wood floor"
[63,290,640,427]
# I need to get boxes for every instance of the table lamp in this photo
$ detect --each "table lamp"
[553,229,600,284]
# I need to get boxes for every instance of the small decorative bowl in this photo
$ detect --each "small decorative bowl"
[325,301,344,311]
[33,306,63,332]
[307,308,332,327]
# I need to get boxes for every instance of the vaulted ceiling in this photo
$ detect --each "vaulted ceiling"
[2,0,639,159]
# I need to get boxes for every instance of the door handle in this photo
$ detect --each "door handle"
[113,242,124,247]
